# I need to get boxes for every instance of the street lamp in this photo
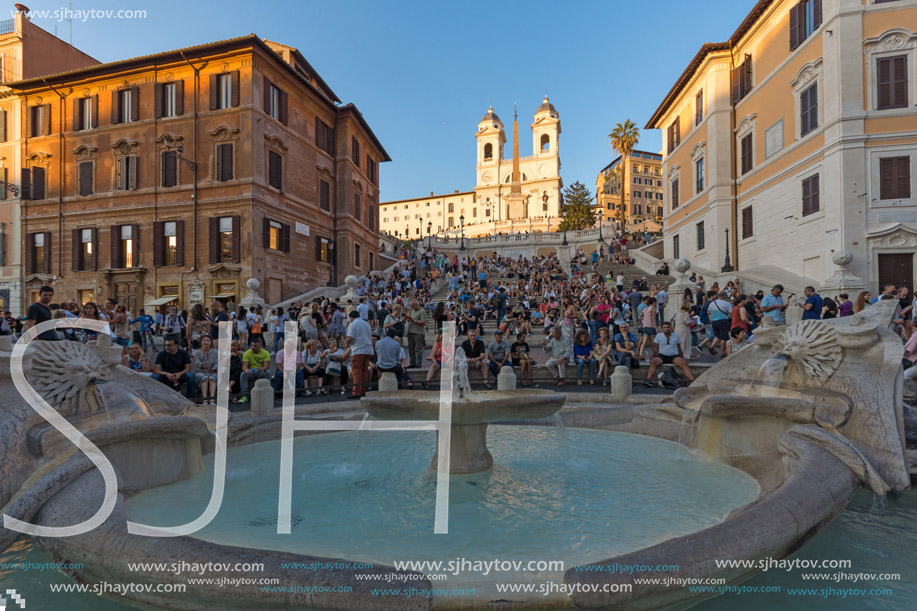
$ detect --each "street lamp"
[561,204,568,246]
[459,214,466,251]
[405,225,409,246]
[597,208,604,243]
[427,221,433,248]
[722,227,734,272]
[326,239,336,286]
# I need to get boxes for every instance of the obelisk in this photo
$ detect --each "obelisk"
[505,104,527,221]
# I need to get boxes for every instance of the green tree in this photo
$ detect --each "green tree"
[558,181,596,231]
[609,119,640,230]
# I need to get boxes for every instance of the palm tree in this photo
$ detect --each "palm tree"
[608,120,640,232]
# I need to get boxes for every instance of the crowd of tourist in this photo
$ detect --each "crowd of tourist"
[11,239,917,403]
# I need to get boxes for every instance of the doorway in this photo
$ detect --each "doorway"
[877,253,913,295]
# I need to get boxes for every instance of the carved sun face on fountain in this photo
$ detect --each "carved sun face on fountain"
[778,320,842,381]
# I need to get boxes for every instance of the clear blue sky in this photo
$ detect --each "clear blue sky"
[27,0,756,201]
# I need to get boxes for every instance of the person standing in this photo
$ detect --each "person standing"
[24,285,56,341]
[407,299,428,369]
[801,286,823,321]
[761,284,787,326]
[345,310,374,398]
[707,290,733,356]
[209,300,230,341]
[162,305,186,345]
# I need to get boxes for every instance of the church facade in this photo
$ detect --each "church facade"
[380,97,563,240]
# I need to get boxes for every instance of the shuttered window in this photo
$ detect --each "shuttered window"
[880,156,911,200]
[78,161,93,196]
[877,56,908,110]
[695,158,704,194]
[731,54,753,103]
[667,117,680,153]
[696,221,705,251]
[268,150,282,190]
[800,83,818,136]
[740,134,753,175]
[28,231,51,274]
[672,235,680,260]
[111,86,139,123]
[74,96,98,130]
[352,137,361,167]
[671,178,679,209]
[262,217,291,253]
[319,179,331,211]
[0,109,6,142]
[117,155,138,190]
[216,143,233,181]
[28,104,51,137]
[802,174,820,216]
[263,78,288,124]
[161,151,178,187]
[353,193,361,221]
[209,216,240,263]
[153,220,184,267]
[315,118,335,155]
[742,206,754,239]
[31,167,45,200]
[789,0,822,52]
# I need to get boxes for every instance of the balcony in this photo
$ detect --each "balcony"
[0,19,13,36]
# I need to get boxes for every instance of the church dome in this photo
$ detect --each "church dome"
[480,105,502,125]
[536,95,557,116]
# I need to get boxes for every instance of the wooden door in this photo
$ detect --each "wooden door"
[878,254,913,295]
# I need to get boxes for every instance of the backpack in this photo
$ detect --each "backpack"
[660,367,687,390]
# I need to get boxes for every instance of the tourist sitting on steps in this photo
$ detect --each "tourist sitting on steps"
[153,337,196,398]
[643,322,695,387]
[238,337,272,403]
[460,328,490,388]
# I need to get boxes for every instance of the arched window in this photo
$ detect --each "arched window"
[448,217,455,228]
[448,202,454,213]
[540,134,550,151]
[484,143,493,160]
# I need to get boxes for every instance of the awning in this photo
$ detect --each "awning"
[145,296,178,307]
[212,293,236,299]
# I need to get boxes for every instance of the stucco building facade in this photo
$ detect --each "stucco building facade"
[647,0,917,293]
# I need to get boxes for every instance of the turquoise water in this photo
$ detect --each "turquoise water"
[5,427,912,609]
[124,427,759,598]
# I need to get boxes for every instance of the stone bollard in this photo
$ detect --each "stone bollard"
[378,372,399,392]
[251,378,275,417]
[497,365,517,390]
[610,366,632,403]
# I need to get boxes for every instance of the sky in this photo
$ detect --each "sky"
[22,0,757,201]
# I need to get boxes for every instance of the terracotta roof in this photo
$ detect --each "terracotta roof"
[645,0,774,129]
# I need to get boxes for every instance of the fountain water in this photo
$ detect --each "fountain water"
[751,355,788,395]
[351,413,373,463]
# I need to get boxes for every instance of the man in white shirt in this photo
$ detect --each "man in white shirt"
[644,322,694,387]
[345,310,374,398]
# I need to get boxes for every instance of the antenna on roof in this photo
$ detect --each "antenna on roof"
[69,0,73,44]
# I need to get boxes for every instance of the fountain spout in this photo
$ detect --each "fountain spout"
[752,354,788,393]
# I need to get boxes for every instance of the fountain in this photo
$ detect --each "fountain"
[360,341,567,474]
[0,298,912,610]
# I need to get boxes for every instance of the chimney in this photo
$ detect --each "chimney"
[430,191,433,196]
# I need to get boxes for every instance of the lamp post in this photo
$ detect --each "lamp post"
[721,227,734,272]
[561,204,568,246]
[459,214,466,251]
[597,209,604,243]
[405,225,409,246]
[427,221,433,249]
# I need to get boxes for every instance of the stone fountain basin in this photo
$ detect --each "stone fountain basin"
[361,389,565,424]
